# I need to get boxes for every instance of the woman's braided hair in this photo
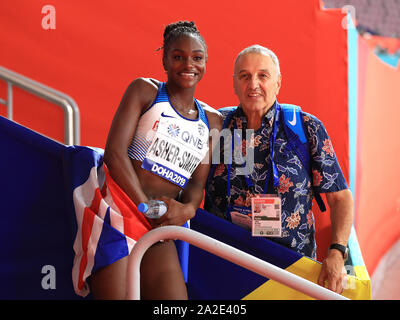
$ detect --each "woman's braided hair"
[161,21,207,58]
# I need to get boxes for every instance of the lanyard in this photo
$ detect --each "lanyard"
[227,104,281,202]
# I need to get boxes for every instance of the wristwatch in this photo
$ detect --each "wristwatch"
[329,243,349,261]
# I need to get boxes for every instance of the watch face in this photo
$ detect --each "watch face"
[344,248,349,261]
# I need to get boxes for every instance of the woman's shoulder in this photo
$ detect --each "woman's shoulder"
[122,77,162,109]
[197,100,223,130]
[127,77,161,93]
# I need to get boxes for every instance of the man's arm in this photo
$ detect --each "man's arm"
[317,188,354,293]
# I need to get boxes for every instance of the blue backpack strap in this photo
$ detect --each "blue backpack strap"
[280,104,310,170]
[280,103,326,212]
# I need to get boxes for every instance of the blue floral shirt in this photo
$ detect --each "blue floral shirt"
[204,102,348,259]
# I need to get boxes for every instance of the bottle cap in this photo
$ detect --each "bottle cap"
[137,203,148,213]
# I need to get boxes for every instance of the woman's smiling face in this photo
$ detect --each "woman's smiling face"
[163,33,207,89]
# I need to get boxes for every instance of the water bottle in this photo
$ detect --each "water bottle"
[138,200,168,219]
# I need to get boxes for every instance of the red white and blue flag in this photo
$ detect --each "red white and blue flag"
[68,146,152,297]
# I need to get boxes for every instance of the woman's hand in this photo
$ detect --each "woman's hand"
[147,196,197,228]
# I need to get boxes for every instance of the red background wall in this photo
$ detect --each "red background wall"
[355,36,400,275]
[0,0,349,261]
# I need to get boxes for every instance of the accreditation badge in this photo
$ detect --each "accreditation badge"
[251,195,282,237]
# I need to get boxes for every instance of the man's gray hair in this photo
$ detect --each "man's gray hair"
[235,44,281,76]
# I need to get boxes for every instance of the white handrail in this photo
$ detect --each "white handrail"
[0,66,80,145]
[126,226,348,300]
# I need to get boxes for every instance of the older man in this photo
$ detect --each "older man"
[205,45,354,294]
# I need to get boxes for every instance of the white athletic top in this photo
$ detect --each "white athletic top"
[128,82,210,188]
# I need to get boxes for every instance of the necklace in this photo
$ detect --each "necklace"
[170,94,197,115]
[184,108,197,115]
[166,85,197,115]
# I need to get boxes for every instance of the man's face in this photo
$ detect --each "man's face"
[233,52,281,114]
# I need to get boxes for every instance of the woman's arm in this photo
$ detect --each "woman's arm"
[103,78,158,205]
[155,105,223,227]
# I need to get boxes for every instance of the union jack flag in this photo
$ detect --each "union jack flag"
[68,146,151,297]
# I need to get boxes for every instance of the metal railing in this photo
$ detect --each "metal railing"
[126,226,349,300]
[0,66,80,145]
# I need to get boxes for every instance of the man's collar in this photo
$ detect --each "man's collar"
[236,101,277,126]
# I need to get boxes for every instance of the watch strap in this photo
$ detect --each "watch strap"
[329,243,348,260]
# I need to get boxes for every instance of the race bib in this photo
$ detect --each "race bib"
[142,116,209,188]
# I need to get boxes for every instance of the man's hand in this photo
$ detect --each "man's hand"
[317,249,347,294]
[320,189,353,294]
